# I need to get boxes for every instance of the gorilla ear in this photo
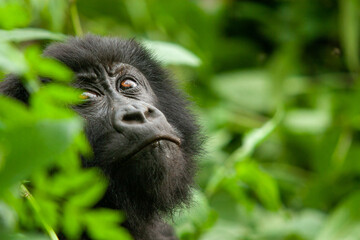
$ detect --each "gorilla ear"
[0,75,29,103]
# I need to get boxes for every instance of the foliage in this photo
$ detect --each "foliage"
[1,0,360,240]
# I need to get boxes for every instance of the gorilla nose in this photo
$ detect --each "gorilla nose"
[112,103,164,130]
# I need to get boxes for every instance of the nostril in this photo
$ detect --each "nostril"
[144,108,153,119]
[122,111,146,124]
[114,105,163,128]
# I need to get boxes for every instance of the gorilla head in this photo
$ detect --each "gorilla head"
[0,35,202,239]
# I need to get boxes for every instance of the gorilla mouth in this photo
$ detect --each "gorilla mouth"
[127,135,181,160]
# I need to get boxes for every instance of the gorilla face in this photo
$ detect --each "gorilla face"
[42,36,201,228]
[71,62,193,225]
[74,62,182,165]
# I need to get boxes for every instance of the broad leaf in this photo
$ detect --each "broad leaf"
[142,40,201,66]
[0,28,66,42]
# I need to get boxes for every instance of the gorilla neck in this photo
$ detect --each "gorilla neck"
[97,141,194,228]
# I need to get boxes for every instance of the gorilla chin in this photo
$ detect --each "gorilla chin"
[96,137,192,227]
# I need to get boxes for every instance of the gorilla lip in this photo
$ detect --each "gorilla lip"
[126,135,181,160]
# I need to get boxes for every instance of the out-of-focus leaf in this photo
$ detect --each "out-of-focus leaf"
[205,166,226,196]
[83,209,132,240]
[214,70,309,113]
[284,109,331,134]
[0,118,83,195]
[173,189,215,237]
[283,75,309,96]
[0,96,32,126]
[0,42,28,74]
[45,170,102,197]
[222,176,253,209]
[67,171,107,208]
[31,84,82,119]
[236,161,280,210]
[63,204,81,239]
[48,0,68,32]
[73,133,92,157]
[142,40,201,66]
[0,233,48,240]
[256,209,325,240]
[58,173,126,239]
[239,113,280,160]
[212,70,273,112]
[199,219,246,240]
[206,110,281,196]
[0,28,66,42]
[268,42,300,105]
[227,109,282,164]
[340,0,360,72]
[316,191,360,240]
[124,0,151,29]
[32,84,81,105]
[36,197,58,229]
[0,2,30,29]
[0,201,17,230]
[25,46,73,82]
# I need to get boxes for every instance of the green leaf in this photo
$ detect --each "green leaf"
[25,46,73,82]
[340,0,360,72]
[284,109,331,134]
[0,233,48,240]
[236,161,280,210]
[0,201,17,231]
[83,209,132,240]
[31,84,82,119]
[68,172,107,208]
[63,204,82,239]
[142,40,201,66]
[0,2,30,29]
[46,169,103,199]
[199,219,246,240]
[316,191,360,240]
[205,166,226,196]
[0,42,28,74]
[212,70,274,112]
[0,118,83,195]
[36,198,59,230]
[255,209,325,240]
[230,109,282,163]
[47,0,68,32]
[0,28,67,42]
[173,190,214,237]
[213,70,308,113]
[0,96,33,127]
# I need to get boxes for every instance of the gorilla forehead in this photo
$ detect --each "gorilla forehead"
[43,35,163,82]
[43,35,176,112]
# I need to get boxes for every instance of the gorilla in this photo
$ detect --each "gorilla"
[0,35,202,240]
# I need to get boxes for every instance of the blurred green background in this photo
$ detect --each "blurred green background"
[1,0,360,239]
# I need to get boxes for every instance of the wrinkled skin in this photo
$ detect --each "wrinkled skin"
[0,35,202,240]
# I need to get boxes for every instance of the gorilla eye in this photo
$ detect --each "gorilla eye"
[120,79,137,90]
[79,91,99,100]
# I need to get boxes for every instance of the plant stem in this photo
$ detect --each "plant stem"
[21,184,59,240]
[69,0,83,36]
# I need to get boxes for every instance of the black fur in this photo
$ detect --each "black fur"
[0,35,202,240]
